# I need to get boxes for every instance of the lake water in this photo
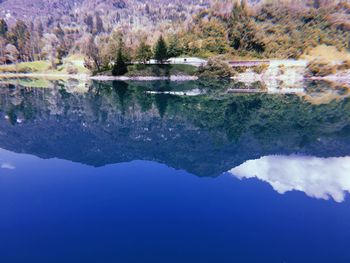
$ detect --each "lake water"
[0,79,350,262]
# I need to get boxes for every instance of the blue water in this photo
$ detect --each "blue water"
[0,80,350,262]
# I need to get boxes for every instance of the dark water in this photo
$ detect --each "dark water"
[0,79,350,263]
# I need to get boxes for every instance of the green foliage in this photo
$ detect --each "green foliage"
[229,2,261,52]
[0,19,8,37]
[154,35,168,64]
[174,1,350,59]
[253,64,269,74]
[126,64,197,77]
[167,36,183,58]
[7,20,31,61]
[112,47,128,76]
[196,58,233,79]
[136,41,153,63]
[307,60,337,77]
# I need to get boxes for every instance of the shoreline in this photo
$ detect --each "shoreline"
[0,73,198,82]
[0,72,349,83]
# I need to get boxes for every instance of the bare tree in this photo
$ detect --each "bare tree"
[43,33,59,69]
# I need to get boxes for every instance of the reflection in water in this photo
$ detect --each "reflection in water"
[0,79,350,177]
[1,162,15,170]
[230,155,350,202]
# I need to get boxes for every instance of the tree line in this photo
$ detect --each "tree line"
[1,0,349,74]
[85,34,171,76]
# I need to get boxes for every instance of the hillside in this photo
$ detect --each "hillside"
[0,0,349,76]
[0,0,211,30]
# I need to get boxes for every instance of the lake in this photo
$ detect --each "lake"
[0,78,349,263]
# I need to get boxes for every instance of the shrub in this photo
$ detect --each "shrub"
[17,66,32,73]
[253,63,269,74]
[67,65,79,75]
[307,59,337,77]
[196,58,233,79]
[337,60,350,71]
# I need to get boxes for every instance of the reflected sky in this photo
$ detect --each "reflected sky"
[230,155,350,202]
[1,80,350,262]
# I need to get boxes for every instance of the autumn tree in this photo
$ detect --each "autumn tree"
[43,33,59,69]
[228,1,265,53]
[7,20,32,61]
[154,35,168,64]
[83,35,102,72]
[5,44,19,70]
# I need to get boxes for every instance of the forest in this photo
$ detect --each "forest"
[0,0,349,75]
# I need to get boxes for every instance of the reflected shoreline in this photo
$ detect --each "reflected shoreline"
[0,80,350,177]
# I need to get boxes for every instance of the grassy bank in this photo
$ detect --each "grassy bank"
[96,64,198,77]
[0,55,89,75]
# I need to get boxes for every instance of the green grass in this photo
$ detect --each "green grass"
[0,77,52,88]
[125,64,197,77]
[0,56,90,75]
[0,61,50,73]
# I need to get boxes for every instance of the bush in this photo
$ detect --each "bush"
[17,66,32,73]
[253,63,269,74]
[67,65,79,75]
[307,59,337,77]
[196,58,233,79]
[337,60,350,71]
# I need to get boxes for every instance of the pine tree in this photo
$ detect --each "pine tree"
[95,13,104,33]
[167,36,182,58]
[84,15,94,33]
[0,19,8,37]
[112,47,128,76]
[154,35,168,64]
[136,40,152,64]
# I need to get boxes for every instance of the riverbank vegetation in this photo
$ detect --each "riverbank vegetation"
[0,0,349,77]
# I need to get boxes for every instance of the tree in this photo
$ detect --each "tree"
[95,13,104,34]
[5,44,19,71]
[154,35,168,64]
[136,40,152,63]
[167,36,182,58]
[0,19,8,37]
[112,47,128,76]
[83,35,102,72]
[228,2,265,53]
[8,20,32,61]
[43,33,59,69]
[54,23,65,40]
[84,15,94,33]
[36,20,44,38]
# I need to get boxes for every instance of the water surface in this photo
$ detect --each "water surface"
[0,79,349,262]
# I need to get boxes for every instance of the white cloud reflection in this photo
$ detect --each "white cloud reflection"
[1,162,15,170]
[229,155,350,202]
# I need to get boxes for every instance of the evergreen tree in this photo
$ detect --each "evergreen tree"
[0,19,8,37]
[228,2,265,53]
[112,47,128,76]
[36,21,44,38]
[167,36,182,58]
[154,35,168,64]
[54,23,65,40]
[95,13,104,34]
[84,15,94,33]
[136,40,152,63]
